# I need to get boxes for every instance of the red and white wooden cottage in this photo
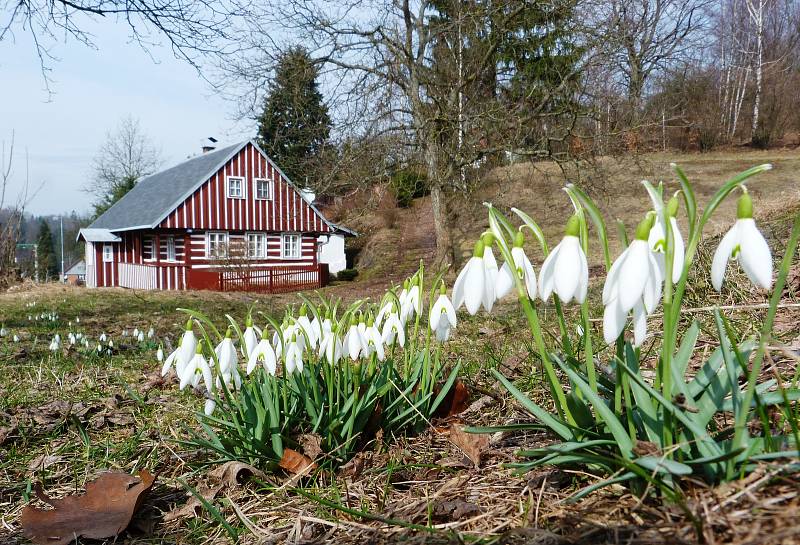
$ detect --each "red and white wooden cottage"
[79,140,353,293]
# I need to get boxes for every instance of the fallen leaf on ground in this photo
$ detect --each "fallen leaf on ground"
[208,460,268,486]
[21,470,156,545]
[298,433,324,460]
[163,484,223,522]
[279,448,317,475]
[433,379,471,418]
[448,424,489,467]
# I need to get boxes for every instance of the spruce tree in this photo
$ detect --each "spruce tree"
[36,220,58,281]
[257,47,331,189]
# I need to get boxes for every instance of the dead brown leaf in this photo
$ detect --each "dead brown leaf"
[298,433,324,460]
[432,497,483,520]
[163,484,223,522]
[433,379,471,418]
[28,454,64,471]
[279,448,317,475]
[208,460,268,487]
[21,470,156,545]
[448,424,489,467]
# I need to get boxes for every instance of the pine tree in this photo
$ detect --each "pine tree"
[257,47,331,189]
[36,220,58,281]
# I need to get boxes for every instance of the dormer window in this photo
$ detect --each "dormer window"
[226,176,245,199]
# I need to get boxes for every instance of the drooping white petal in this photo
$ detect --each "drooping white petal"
[670,217,685,284]
[452,258,472,310]
[463,257,485,315]
[643,251,663,314]
[576,242,589,304]
[538,242,560,301]
[204,399,216,416]
[603,245,629,305]
[632,301,647,347]
[554,237,581,303]
[617,240,650,313]
[737,218,773,290]
[711,223,740,291]
[603,298,627,345]
[494,261,515,300]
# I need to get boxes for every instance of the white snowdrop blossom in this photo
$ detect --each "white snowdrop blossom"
[296,308,318,348]
[247,337,277,375]
[363,320,386,360]
[603,214,663,346]
[242,318,259,358]
[647,195,685,284]
[178,320,198,375]
[711,192,772,291]
[319,327,343,365]
[284,338,304,373]
[495,231,537,301]
[215,330,239,375]
[429,290,457,342]
[99,333,107,343]
[13,335,19,343]
[204,399,216,416]
[344,320,367,360]
[180,344,214,392]
[156,347,164,363]
[381,313,406,348]
[453,236,496,315]
[539,216,589,304]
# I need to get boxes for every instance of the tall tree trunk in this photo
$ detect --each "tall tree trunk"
[425,144,451,264]
[748,0,764,143]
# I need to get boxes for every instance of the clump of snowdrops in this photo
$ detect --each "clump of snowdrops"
[456,163,800,506]
[161,265,460,468]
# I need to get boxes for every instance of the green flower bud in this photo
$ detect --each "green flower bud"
[473,239,485,258]
[513,230,525,248]
[737,191,753,219]
[245,316,253,328]
[225,327,233,339]
[666,196,680,218]
[634,212,656,241]
[481,232,495,247]
[565,214,581,237]
[184,318,193,332]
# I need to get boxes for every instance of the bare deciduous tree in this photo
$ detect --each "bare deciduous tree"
[84,116,161,218]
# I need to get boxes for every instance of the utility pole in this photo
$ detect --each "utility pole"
[60,216,65,282]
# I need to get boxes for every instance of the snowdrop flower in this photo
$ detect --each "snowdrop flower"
[178,320,198,374]
[429,287,457,342]
[483,243,499,297]
[284,337,304,373]
[108,339,114,348]
[344,318,367,360]
[496,231,538,301]
[156,347,164,362]
[648,195,685,284]
[13,335,19,342]
[180,344,213,393]
[137,332,144,343]
[215,329,239,375]
[603,214,663,346]
[133,328,139,338]
[363,318,386,360]
[49,336,60,352]
[242,317,259,358]
[204,398,216,416]
[711,191,772,291]
[147,327,155,339]
[295,307,318,348]
[99,332,107,343]
[247,336,277,375]
[382,312,406,347]
[400,280,421,323]
[319,326,343,365]
[539,215,589,304]
[375,301,394,330]
[0,327,6,336]
[453,235,496,315]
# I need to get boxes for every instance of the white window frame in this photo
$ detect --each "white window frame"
[226,176,245,199]
[142,236,155,261]
[253,178,272,201]
[207,231,229,259]
[102,244,113,263]
[165,236,177,262]
[246,232,267,259]
[281,233,302,260]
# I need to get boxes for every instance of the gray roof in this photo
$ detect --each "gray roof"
[88,141,245,231]
[78,228,122,242]
[65,260,86,275]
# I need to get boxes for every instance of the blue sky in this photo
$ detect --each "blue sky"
[1,17,255,216]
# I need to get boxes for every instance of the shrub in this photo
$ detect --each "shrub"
[390,169,428,208]
[336,268,358,281]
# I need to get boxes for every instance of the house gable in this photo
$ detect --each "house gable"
[157,141,331,233]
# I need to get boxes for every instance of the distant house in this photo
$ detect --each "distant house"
[78,140,354,293]
[64,260,86,285]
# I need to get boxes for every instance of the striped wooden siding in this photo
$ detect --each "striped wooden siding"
[158,142,330,233]
[188,232,317,268]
